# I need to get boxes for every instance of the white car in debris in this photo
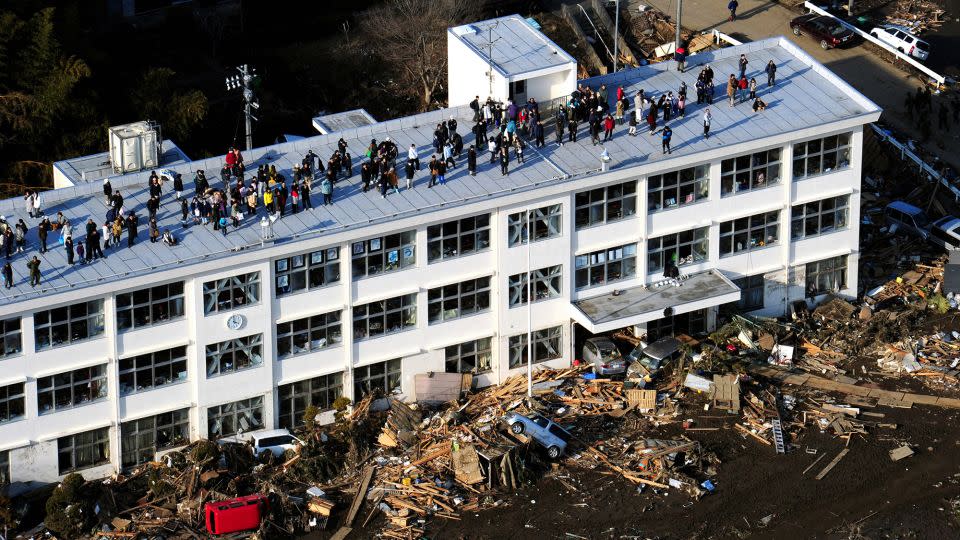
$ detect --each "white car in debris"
[869,25,930,61]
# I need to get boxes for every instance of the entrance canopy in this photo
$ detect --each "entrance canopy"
[571,271,741,334]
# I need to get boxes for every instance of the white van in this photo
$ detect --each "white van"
[870,25,930,61]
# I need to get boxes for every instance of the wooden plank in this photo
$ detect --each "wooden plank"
[801,453,827,475]
[345,466,375,527]
[815,449,849,480]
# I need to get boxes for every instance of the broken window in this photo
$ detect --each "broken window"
[734,274,765,311]
[120,408,190,468]
[647,227,709,273]
[575,180,638,229]
[207,396,264,437]
[428,214,491,262]
[353,294,417,341]
[0,316,21,358]
[58,427,110,474]
[428,277,491,323]
[205,334,263,377]
[351,230,416,279]
[276,311,342,359]
[791,195,849,240]
[116,281,185,331]
[445,337,493,374]
[37,364,108,414]
[507,204,562,246]
[720,211,780,256]
[508,326,563,369]
[353,358,402,398]
[793,132,852,180]
[278,372,343,429]
[119,345,188,395]
[508,265,562,307]
[575,243,637,289]
[202,272,260,315]
[34,300,105,351]
[721,148,781,196]
[805,255,848,296]
[275,247,340,296]
[647,164,709,213]
[0,382,25,424]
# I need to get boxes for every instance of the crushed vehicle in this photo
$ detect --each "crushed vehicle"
[582,336,626,376]
[625,336,687,387]
[884,200,931,239]
[204,494,270,535]
[503,411,572,459]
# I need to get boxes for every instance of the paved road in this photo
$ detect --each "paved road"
[602,0,960,169]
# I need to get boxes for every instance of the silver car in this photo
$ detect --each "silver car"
[626,337,685,386]
[503,411,571,459]
[582,337,626,376]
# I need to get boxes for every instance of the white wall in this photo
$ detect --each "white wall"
[448,31,508,107]
[522,68,577,104]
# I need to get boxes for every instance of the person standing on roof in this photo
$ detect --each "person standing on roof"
[126,213,138,247]
[405,158,415,189]
[467,145,478,176]
[65,234,74,265]
[103,179,113,206]
[738,54,748,79]
[24,191,35,219]
[662,124,673,154]
[320,176,333,205]
[499,146,509,176]
[2,261,11,289]
[703,108,712,139]
[173,173,184,200]
[408,144,420,171]
[765,60,777,87]
[674,45,687,72]
[301,179,313,210]
[15,219,26,253]
[727,75,737,107]
[603,114,615,142]
[26,256,40,287]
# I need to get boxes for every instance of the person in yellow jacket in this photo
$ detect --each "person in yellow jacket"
[264,189,274,214]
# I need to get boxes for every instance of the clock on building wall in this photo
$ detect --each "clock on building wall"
[226,313,246,331]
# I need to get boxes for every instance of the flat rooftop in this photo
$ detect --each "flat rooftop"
[52,140,191,186]
[572,271,742,333]
[449,15,576,77]
[0,36,880,308]
[312,108,377,135]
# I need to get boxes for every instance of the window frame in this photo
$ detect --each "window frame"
[353,358,402,398]
[37,364,109,415]
[0,382,25,425]
[508,326,563,369]
[720,148,782,196]
[353,293,417,341]
[202,272,260,315]
[574,181,638,229]
[120,408,190,468]
[719,211,780,257]
[57,427,110,474]
[427,277,492,324]
[792,132,852,181]
[444,337,493,374]
[277,372,344,429]
[508,265,563,307]
[118,345,188,396]
[507,204,562,247]
[207,396,264,437]
[647,227,710,273]
[647,164,709,213]
[734,274,765,311]
[274,248,341,297]
[205,334,264,378]
[276,311,343,359]
[116,282,186,332]
[0,317,22,359]
[34,300,106,351]
[351,230,417,279]
[575,243,638,289]
[791,195,850,241]
[427,214,491,263]
[806,255,848,296]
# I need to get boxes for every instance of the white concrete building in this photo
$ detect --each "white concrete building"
[0,37,879,492]
[447,15,578,107]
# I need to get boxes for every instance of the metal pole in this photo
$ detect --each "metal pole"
[675,0,683,53]
[613,0,619,72]
[526,209,533,399]
[488,27,494,98]
[242,65,253,151]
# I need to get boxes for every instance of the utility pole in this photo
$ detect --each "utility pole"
[613,0,620,72]
[526,209,533,399]
[484,22,502,99]
[675,0,683,53]
[226,64,259,151]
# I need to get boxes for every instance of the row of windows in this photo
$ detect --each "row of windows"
[508,265,562,307]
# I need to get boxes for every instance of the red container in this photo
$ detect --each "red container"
[205,494,269,535]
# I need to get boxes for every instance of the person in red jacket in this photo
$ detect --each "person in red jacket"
[602,114,615,142]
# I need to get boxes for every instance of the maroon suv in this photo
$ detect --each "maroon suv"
[790,14,856,50]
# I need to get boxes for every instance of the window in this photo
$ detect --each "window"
[575,181,637,228]
[507,204,562,246]
[275,248,341,296]
[354,358,402,397]
[428,215,491,262]
[508,265,562,307]
[508,326,563,369]
[58,427,110,474]
[116,282,185,331]
[120,409,190,468]
[647,227,709,273]
[202,272,260,315]
[34,300,105,351]
[0,450,8,485]
[353,294,417,341]
[119,346,188,395]
[805,255,848,296]
[0,317,21,358]
[351,231,416,279]
[276,311,342,359]
[734,275,765,311]
[0,382,25,424]
[278,373,343,429]
[575,244,638,289]
[719,212,780,256]
[793,132,852,180]
[207,396,264,437]
[38,364,108,414]
[205,334,264,377]
[721,149,781,195]
[791,195,849,240]
[445,337,493,374]
[647,165,709,212]
[428,277,491,323]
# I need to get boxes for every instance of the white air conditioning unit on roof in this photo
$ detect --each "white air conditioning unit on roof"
[108,121,161,174]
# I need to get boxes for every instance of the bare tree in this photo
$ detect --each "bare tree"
[360,0,480,111]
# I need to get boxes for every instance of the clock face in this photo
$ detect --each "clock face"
[227,314,245,330]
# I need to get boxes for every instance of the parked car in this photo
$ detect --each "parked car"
[884,200,931,239]
[929,216,960,250]
[251,429,304,457]
[789,14,856,49]
[582,337,626,376]
[870,25,930,61]
[625,337,686,387]
[503,411,572,459]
